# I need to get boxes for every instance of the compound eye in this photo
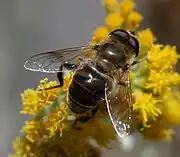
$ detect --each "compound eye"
[109,29,139,57]
[128,36,139,57]
[109,29,129,40]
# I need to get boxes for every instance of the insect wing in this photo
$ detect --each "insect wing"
[24,46,86,73]
[104,69,133,138]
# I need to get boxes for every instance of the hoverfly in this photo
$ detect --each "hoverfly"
[24,29,139,138]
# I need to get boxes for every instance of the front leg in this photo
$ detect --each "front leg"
[57,72,64,87]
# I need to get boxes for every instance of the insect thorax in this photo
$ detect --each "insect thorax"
[95,40,135,73]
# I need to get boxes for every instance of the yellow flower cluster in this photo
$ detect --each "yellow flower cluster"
[134,43,180,141]
[133,91,162,128]
[22,120,42,143]
[137,28,156,50]
[9,137,32,157]
[103,0,118,12]
[46,102,69,138]
[92,0,143,45]
[10,0,180,157]
[20,79,60,115]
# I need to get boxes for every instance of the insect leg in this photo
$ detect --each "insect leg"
[57,62,77,87]
[57,72,64,87]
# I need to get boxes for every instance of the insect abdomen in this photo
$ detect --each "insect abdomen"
[67,65,108,114]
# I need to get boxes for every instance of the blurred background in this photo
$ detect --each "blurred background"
[1,0,180,156]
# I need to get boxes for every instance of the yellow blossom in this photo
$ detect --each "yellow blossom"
[10,137,32,157]
[20,78,61,115]
[46,102,69,138]
[145,70,180,94]
[36,78,60,103]
[162,90,180,125]
[148,44,180,71]
[103,0,118,12]
[91,26,109,44]
[133,91,162,128]
[119,0,135,16]
[138,28,156,48]
[22,120,42,143]
[127,11,143,29]
[105,12,124,30]
[20,89,42,115]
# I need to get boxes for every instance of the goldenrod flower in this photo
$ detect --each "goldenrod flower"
[46,102,69,138]
[22,120,42,143]
[146,70,180,94]
[105,12,124,30]
[21,79,60,115]
[138,28,156,48]
[91,26,109,44]
[133,91,162,128]
[103,0,118,12]
[20,74,74,116]
[162,90,180,125]
[127,11,143,29]
[37,79,60,104]
[119,0,135,16]
[148,44,180,71]
[20,89,42,115]
[10,137,32,157]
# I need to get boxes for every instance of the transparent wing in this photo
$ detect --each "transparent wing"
[24,46,87,73]
[104,69,133,138]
